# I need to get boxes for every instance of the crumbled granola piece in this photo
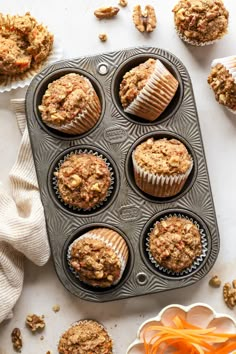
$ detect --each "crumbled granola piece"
[133,5,157,33]
[223,281,236,309]
[119,0,128,7]
[40,335,44,340]
[209,275,221,288]
[99,33,108,42]
[11,328,23,352]
[52,304,60,313]
[46,351,52,354]
[94,7,120,19]
[26,314,45,332]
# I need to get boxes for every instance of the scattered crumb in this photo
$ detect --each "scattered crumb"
[26,314,45,332]
[40,335,44,340]
[11,328,23,352]
[99,33,108,42]
[46,351,52,354]
[114,324,117,327]
[209,275,221,288]
[52,304,60,313]
[119,0,128,7]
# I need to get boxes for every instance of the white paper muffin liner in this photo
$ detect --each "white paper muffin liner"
[67,230,128,287]
[211,55,236,114]
[146,213,208,276]
[52,149,114,211]
[0,37,63,93]
[124,59,179,121]
[175,26,223,46]
[132,151,193,198]
[44,77,101,135]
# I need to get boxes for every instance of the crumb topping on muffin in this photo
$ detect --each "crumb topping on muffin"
[133,138,192,175]
[0,12,53,75]
[149,216,202,272]
[208,63,236,111]
[69,229,122,287]
[119,58,156,108]
[55,154,111,209]
[172,0,229,43]
[39,73,101,126]
[58,320,113,354]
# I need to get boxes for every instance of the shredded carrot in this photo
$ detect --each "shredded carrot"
[142,315,236,354]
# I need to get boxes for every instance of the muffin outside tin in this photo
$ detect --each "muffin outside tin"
[25,46,220,302]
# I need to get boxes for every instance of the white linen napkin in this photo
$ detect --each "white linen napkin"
[0,99,50,323]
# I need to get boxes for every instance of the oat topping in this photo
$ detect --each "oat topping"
[39,73,101,126]
[119,0,128,7]
[133,5,157,33]
[208,63,236,111]
[0,12,53,76]
[119,58,156,108]
[99,33,108,42]
[223,281,236,309]
[94,7,119,19]
[26,314,45,332]
[55,154,111,210]
[149,216,202,272]
[172,0,229,43]
[69,229,122,287]
[209,275,221,288]
[58,320,113,354]
[134,138,192,175]
[11,328,23,352]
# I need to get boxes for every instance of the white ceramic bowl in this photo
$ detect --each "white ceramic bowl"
[126,303,236,354]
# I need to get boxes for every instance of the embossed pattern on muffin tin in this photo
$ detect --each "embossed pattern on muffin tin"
[25,46,220,302]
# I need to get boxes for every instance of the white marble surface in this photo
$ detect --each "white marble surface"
[0,0,236,353]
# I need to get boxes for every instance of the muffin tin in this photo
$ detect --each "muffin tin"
[25,46,220,302]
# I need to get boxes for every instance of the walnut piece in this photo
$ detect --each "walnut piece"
[209,275,221,288]
[99,33,108,42]
[52,304,60,313]
[133,5,157,33]
[26,314,45,332]
[94,6,119,19]
[223,281,236,309]
[119,0,128,7]
[11,328,23,352]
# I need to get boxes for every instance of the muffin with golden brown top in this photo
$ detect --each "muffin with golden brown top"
[208,56,236,113]
[55,153,111,210]
[39,73,101,135]
[68,228,129,288]
[132,137,193,197]
[172,0,229,46]
[119,58,179,121]
[58,320,113,354]
[149,216,202,273]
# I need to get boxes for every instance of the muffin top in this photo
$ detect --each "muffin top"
[172,0,229,43]
[149,216,202,272]
[39,73,101,126]
[208,63,236,111]
[58,320,113,354]
[0,12,53,76]
[133,138,192,175]
[69,228,123,288]
[55,153,111,210]
[119,58,156,108]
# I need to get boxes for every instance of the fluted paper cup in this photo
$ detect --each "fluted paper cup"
[175,27,222,46]
[124,60,179,121]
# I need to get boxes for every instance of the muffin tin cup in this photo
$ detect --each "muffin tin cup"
[67,230,129,287]
[175,27,222,46]
[132,151,193,198]
[124,59,179,121]
[52,148,115,212]
[146,213,208,277]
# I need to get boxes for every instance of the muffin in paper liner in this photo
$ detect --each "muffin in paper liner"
[210,55,236,114]
[52,149,115,212]
[67,228,129,287]
[58,319,113,354]
[41,76,101,135]
[124,59,179,121]
[0,37,62,93]
[146,213,208,276]
[132,150,193,198]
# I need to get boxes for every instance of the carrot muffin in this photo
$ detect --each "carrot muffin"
[68,228,129,288]
[132,137,193,197]
[208,56,236,113]
[172,0,229,46]
[58,320,113,354]
[119,58,179,121]
[55,153,111,210]
[39,73,101,135]
[0,12,53,76]
[149,216,202,273]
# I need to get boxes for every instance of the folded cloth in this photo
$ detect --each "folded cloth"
[0,99,50,323]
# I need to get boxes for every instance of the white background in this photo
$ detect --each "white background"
[0,0,236,353]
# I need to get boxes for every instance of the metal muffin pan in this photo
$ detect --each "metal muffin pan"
[25,46,220,302]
